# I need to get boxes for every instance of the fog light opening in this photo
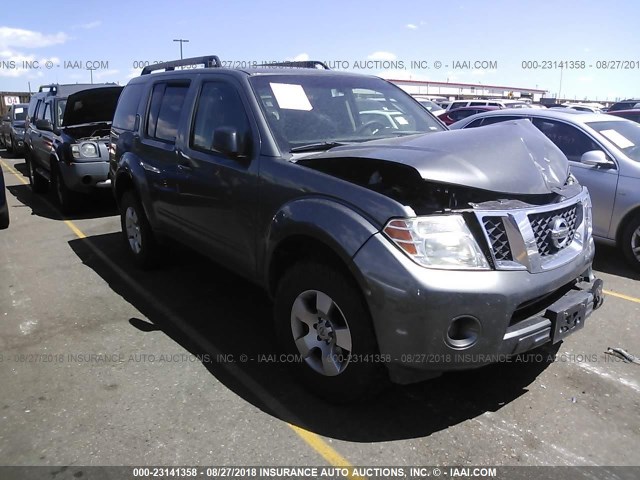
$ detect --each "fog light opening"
[82,175,92,185]
[446,316,481,349]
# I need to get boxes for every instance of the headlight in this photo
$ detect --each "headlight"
[71,142,99,158]
[383,215,490,270]
[583,192,593,239]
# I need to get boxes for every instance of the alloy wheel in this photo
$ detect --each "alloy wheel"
[125,206,142,254]
[290,289,352,376]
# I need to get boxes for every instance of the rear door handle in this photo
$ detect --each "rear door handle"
[176,150,194,172]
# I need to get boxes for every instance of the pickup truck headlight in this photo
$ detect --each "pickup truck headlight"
[71,142,99,158]
[383,215,490,270]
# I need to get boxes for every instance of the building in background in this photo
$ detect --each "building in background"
[388,79,547,103]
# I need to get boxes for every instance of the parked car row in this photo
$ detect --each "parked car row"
[0,103,28,155]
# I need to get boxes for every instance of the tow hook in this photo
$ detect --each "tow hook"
[591,279,604,309]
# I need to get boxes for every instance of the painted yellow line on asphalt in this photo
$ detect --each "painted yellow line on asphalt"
[2,155,366,476]
[287,424,365,480]
[0,158,28,185]
[604,289,640,304]
[63,220,86,239]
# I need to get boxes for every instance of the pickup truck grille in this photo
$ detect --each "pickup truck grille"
[483,217,512,261]
[529,205,579,257]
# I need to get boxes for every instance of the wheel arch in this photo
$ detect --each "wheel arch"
[265,197,379,298]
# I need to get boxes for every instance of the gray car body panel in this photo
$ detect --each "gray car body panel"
[306,120,569,195]
[450,109,640,243]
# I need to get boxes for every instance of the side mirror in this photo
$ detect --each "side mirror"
[35,119,53,132]
[212,127,245,158]
[581,150,614,168]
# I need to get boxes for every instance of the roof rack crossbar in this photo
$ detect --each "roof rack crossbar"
[141,55,222,75]
[256,61,330,70]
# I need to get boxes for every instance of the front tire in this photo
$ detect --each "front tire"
[274,261,387,402]
[120,191,159,269]
[621,214,640,271]
[52,166,78,214]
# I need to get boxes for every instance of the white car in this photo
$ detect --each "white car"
[445,99,529,111]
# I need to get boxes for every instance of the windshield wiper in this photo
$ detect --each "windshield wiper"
[290,141,349,153]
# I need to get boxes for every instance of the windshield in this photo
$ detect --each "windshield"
[249,74,445,152]
[587,119,640,161]
[13,107,27,121]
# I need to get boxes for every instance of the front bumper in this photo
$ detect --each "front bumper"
[352,229,601,384]
[59,160,110,193]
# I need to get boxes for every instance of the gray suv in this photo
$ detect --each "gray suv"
[110,56,603,400]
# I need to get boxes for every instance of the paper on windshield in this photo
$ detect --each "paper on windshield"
[395,116,409,125]
[14,107,24,114]
[270,83,313,111]
[600,129,635,149]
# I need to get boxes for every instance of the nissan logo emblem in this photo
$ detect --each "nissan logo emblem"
[550,217,571,249]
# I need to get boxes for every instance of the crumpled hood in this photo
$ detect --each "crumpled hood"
[308,120,570,195]
[62,86,123,127]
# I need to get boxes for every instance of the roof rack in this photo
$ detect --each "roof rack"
[38,84,59,93]
[257,61,330,70]
[141,55,222,75]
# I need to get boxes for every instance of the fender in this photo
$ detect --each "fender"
[263,196,380,290]
[114,151,159,228]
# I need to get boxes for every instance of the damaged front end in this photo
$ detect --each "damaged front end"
[297,120,594,274]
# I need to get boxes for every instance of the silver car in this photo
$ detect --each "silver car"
[450,109,640,270]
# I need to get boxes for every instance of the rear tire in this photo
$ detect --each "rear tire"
[274,261,387,402]
[27,155,48,193]
[621,214,640,272]
[120,191,159,269]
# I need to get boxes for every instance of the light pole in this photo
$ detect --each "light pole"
[173,39,189,59]
[558,66,563,101]
[87,67,96,84]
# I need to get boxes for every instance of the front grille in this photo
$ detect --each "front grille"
[528,205,579,257]
[483,217,512,261]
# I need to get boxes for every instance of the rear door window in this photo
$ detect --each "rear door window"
[146,83,190,143]
[532,118,600,162]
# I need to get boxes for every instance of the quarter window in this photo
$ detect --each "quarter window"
[113,84,144,131]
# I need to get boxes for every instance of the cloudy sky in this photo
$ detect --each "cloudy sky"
[1,0,638,101]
